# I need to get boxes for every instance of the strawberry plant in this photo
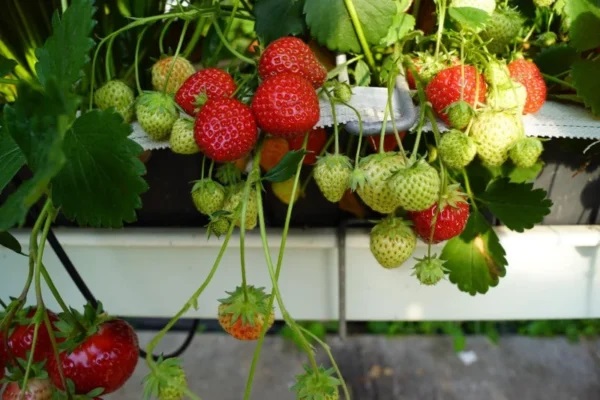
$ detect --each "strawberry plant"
[4,0,595,398]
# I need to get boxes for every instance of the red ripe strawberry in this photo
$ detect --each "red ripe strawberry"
[409,186,470,243]
[425,65,487,124]
[507,59,547,114]
[0,339,6,381]
[258,36,327,88]
[48,317,139,395]
[194,98,259,163]
[287,127,328,165]
[175,68,236,116]
[1,378,53,400]
[251,72,320,138]
[6,307,60,365]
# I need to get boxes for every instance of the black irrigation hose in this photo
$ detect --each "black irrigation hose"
[12,175,200,361]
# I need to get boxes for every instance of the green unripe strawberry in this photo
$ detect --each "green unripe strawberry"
[222,182,258,230]
[509,137,544,168]
[445,100,474,130]
[369,216,417,269]
[353,152,406,214]
[191,178,225,215]
[158,364,187,400]
[487,80,527,113]
[450,0,496,15]
[333,82,352,103]
[438,130,477,169]
[470,110,524,166]
[94,79,135,123]
[170,118,199,155]
[412,256,448,286]
[135,91,179,140]
[291,366,341,400]
[484,61,511,87]
[313,154,353,203]
[388,159,441,212]
[480,6,525,54]
[533,0,555,7]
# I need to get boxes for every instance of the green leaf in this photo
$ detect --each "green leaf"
[0,231,22,254]
[353,59,371,86]
[380,3,416,46]
[534,45,579,76]
[262,149,306,182]
[0,81,71,230]
[254,0,307,44]
[477,178,553,232]
[0,55,17,76]
[51,109,148,228]
[502,161,544,183]
[571,58,600,116]
[304,0,396,53]
[0,125,25,194]
[441,211,507,295]
[564,0,600,52]
[35,0,97,93]
[448,7,490,30]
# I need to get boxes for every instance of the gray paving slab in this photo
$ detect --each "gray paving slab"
[109,333,600,400]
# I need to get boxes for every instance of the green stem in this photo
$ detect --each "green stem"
[434,0,448,59]
[162,19,191,94]
[323,89,340,154]
[342,0,378,83]
[461,169,478,211]
[182,17,207,59]
[0,78,19,85]
[542,73,576,90]
[300,326,351,400]
[44,310,69,397]
[212,21,256,65]
[145,224,236,364]
[134,25,151,96]
[159,19,176,56]
[211,0,241,64]
[105,36,116,81]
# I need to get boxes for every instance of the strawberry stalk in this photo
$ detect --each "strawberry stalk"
[322,87,341,154]
[245,134,321,399]
[434,0,448,59]
[158,19,177,56]
[342,0,378,84]
[208,0,242,66]
[212,21,256,66]
[134,25,152,95]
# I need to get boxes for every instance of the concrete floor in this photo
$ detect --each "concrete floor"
[110,332,600,400]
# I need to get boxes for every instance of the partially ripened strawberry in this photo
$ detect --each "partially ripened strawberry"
[509,136,544,168]
[369,216,417,269]
[313,153,353,203]
[175,68,236,115]
[388,159,441,212]
[367,133,405,153]
[135,91,179,141]
[2,378,53,400]
[151,55,195,94]
[251,72,320,138]
[258,36,327,88]
[438,130,477,169]
[405,52,460,89]
[169,118,199,155]
[425,65,487,124]
[94,79,135,123]
[470,109,524,166]
[259,136,289,172]
[194,98,258,163]
[409,185,470,243]
[287,127,328,165]
[191,178,226,216]
[217,286,275,341]
[291,365,341,400]
[353,152,407,214]
[508,58,547,114]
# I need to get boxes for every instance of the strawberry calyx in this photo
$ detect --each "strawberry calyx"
[217,286,273,327]
[214,163,243,186]
[436,183,469,210]
[3,358,50,383]
[53,302,113,353]
[444,100,474,130]
[412,255,449,286]
[291,365,341,400]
